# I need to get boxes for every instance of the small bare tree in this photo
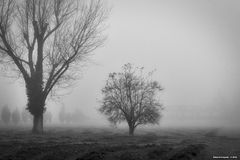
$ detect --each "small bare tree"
[100,63,164,136]
[0,0,108,133]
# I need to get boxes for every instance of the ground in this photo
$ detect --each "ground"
[0,126,239,160]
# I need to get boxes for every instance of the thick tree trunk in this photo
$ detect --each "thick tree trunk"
[28,99,45,134]
[26,80,45,134]
[32,113,43,134]
[128,124,135,136]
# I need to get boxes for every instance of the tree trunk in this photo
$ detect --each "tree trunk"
[32,113,43,134]
[26,81,45,134]
[128,124,135,136]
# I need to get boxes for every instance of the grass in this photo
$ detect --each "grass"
[0,126,239,160]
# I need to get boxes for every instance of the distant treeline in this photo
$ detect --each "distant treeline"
[58,106,85,124]
[0,105,52,125]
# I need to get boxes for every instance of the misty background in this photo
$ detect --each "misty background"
[0,0,240,128]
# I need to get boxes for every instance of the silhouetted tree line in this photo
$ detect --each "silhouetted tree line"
[0,105,52,125]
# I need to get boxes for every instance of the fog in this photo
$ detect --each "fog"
[0,0,240,129]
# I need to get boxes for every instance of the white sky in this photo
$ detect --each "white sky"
[1,0,240,128]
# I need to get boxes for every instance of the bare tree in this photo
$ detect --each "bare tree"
[0,0,108,133]
[99,63,164,136]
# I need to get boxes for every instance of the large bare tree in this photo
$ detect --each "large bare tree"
[100,63,164,136]
[0,0,108,133]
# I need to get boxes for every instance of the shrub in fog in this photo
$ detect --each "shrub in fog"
[12,108,21,125]
[43,110,52,124]
[100,63,164,136]
[21,109,33,124]
[59,105,66,123]
[1,105,11,125]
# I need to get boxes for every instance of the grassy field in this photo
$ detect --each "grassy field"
[0,126,239,160]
